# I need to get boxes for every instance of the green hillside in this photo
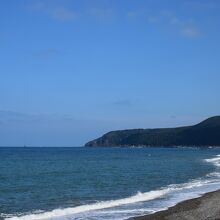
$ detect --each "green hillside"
[85,116,220,147]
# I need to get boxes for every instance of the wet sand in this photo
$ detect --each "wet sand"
[132,189,220,220]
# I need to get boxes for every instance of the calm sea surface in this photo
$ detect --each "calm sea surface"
[1,147,220,220]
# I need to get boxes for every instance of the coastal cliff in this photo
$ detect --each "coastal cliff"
[85,116,220,147]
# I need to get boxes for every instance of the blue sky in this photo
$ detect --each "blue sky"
[0,0,220,146]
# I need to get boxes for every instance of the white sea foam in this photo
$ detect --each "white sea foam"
[6,189,169,220]
[205,154,220,167]
[6,154,220,220]
[6,179,220,220]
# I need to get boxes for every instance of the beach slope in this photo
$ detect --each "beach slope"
[132,190,220,220]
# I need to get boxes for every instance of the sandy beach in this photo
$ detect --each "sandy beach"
[132,189,220,220]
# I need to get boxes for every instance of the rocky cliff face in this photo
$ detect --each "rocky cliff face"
[85,116,220,147]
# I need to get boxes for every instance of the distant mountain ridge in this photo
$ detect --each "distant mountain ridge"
[85,116,220,147]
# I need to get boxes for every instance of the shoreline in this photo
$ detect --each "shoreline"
[131,189,220,220]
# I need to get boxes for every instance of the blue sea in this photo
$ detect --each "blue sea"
[1,147,220,220]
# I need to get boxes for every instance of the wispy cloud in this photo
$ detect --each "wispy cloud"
[170,115,177,119]
[113,99,132,106]
[127,11,138,18]
[0,110,134,146]
[0,110,33,124]
[0,110,78,126]
[27,1,116,22]
[146,11,202,39]
[180,25,201,38]
[147,15,160,24]
[49,7,78,21]
[184,1,218,10]
[27,1,204,38]
[32,48,60,59]
[27,1,78,22]
[87,7,114,21]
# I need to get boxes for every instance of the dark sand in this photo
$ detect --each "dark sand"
[131,190,220,220]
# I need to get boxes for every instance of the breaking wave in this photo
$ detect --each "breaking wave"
[5,154,220,220]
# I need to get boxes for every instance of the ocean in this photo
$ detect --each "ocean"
[1,147,220,220]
